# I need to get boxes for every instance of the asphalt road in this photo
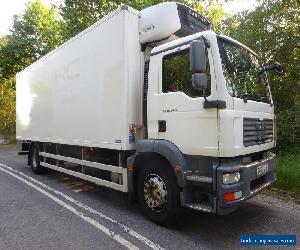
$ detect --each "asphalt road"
[0,146,299,250]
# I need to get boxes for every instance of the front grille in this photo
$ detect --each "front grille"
[243,118,273,147]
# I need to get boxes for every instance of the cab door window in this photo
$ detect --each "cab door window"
[162,49,210,97]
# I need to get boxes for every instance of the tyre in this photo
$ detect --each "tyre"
[29,143,44,174]
[137,158,181,225]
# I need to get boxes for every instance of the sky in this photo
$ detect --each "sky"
[0,0,63,36]
[223,0,257,14]
[0,0,257,36]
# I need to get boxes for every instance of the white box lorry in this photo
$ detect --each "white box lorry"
[17,2,282,225]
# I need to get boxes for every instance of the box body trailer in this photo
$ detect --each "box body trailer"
[17,7,141,151]
[17,2,279,225]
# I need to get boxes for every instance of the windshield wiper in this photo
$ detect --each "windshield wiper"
[239,94,261,103]
[260,96,270,103]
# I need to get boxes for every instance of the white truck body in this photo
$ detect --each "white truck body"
[16,7,141,151]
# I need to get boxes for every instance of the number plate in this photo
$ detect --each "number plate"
[257,163,269,176]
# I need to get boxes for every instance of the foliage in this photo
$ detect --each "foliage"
[275,147,300,194]
[276,100,300,147]
[0,0,63,80]
[190,0,224,30]
[60,0,224,39]
[220,0,300,148]
[0,77,15,134]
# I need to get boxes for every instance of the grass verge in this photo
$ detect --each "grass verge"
[275,147,300,195]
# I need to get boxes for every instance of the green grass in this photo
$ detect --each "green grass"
[274,147,300,195]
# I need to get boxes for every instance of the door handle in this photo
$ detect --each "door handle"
[158,120,166,132]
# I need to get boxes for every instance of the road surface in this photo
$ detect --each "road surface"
[0,146,299,249]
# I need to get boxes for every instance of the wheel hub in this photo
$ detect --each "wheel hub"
[144,174,167,211]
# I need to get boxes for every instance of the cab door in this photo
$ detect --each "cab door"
[147,41,219,157]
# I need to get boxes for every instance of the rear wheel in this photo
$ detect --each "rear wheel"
[29,144,44,174]
[137,159,181,225]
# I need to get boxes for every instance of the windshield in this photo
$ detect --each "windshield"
[217,37,270,103]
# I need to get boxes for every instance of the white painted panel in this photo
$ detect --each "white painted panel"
[123,10,142,149]
[139,2,181,43]
[16,7,141,150]
[148,32,219,156]
[218,110,275,157]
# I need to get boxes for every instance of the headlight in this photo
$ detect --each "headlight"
[223,172,240,184]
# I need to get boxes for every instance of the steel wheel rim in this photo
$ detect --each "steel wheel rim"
[143,174,167,211]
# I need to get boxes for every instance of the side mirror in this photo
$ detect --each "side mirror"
[274,62,284,76]
[190,39,206,73]
[192,73,208,91]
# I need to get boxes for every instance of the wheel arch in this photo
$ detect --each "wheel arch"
[127,139,188,194]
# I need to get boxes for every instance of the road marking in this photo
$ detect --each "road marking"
[0,163,164,250]
[0,165,139,250]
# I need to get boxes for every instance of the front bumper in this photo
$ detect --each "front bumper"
[181,153,276,215]
[216,153,276,215]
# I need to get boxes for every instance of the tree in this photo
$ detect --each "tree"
[220,0,300,147]
[0,77,16,134]
[0,0,63,80]
[60,0,225,40]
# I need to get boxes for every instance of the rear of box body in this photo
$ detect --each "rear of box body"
[16,8,142,151]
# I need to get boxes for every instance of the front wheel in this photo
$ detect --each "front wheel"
[29,143,44,174]
[137,159,181,225]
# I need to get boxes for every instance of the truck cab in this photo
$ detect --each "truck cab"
[133,2,277,221]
